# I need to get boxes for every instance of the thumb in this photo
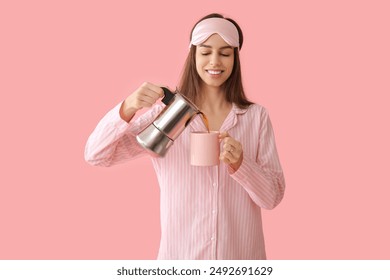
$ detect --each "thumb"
[219,131,229,141]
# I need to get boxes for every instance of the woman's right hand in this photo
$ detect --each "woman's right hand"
[119,82,164,122]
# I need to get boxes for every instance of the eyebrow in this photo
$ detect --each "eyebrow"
[199,44,233,50]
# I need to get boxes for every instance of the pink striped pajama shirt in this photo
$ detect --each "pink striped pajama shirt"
[85,101,285,259]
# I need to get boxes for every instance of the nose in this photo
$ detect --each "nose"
[210,53,221,66]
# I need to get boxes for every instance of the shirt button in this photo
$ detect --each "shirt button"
[212,183,217,187]
[212,210,216,214]
[211,237,215,241]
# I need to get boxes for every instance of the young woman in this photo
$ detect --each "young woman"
[85,13,285,260]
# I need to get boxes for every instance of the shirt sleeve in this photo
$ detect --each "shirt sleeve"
[230,108,286,210]
[84,102,163,167]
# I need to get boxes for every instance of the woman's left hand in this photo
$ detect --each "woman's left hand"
[219,131,243,172]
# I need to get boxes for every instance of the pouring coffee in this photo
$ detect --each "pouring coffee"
[136,87,209,157]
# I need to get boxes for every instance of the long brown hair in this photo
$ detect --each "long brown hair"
[177,13,253,109]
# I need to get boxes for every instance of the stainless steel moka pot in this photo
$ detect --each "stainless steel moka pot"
[136,87,201,157]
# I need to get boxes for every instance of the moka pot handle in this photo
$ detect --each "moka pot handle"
[161,87,175,105]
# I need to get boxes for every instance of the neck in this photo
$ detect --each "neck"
[197,85,231,113]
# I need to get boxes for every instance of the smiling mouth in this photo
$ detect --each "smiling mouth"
[206,70,223,75]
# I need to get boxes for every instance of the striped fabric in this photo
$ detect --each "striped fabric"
[85,102,285,259]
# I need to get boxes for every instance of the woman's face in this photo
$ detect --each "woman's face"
[195,34,235,90]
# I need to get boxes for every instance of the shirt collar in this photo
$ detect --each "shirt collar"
[231,103,249,115]
[189,103,249,132]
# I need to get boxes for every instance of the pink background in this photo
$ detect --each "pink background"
[1,0,389,259]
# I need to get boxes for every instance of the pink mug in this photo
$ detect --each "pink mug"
[190,131,220,166]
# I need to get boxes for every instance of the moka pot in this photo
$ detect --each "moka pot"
[136,87,201,157]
